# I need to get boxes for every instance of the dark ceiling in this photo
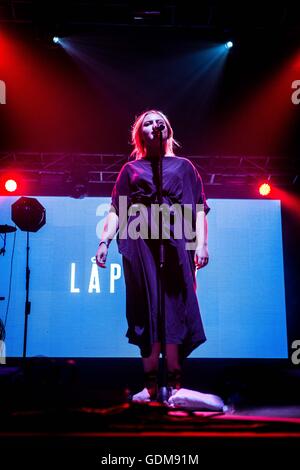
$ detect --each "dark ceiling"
[0,1,300,39]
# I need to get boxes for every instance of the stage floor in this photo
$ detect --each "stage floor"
[1,358,299,464]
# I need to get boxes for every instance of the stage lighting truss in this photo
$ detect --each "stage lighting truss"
[0,152,298,196]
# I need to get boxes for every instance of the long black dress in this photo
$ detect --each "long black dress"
[110,155,210,358]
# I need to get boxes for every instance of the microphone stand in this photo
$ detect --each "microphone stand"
[156,130,170,404]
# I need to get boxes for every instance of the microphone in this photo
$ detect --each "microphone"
[153,124,165,135]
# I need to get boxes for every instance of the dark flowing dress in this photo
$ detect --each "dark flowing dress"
[110,155,210,359]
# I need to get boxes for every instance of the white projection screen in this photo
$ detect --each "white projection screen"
[0,196,288,358]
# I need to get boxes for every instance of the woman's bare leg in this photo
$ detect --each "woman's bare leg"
[132,343,161,401]
[166,344,182,390]
[132,343,183,401]
[142,342,161,398]
[142,342,161,373]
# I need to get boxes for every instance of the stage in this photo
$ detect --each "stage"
[0,358,299,464]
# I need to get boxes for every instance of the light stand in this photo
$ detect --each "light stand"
[11,197,46,358]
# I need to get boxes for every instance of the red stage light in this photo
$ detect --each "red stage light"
[4,179,18,192]
[259,183,271,196]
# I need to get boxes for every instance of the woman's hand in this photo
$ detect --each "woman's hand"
[96,243,108,268]
[194,245,209,270]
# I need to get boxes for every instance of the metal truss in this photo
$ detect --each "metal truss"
[0,152,298,188]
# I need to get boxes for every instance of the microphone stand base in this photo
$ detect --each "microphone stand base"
[157,386,172,404]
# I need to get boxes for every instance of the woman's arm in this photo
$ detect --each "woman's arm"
[96,208,119,268]
[194,211,209,269]
[101,209,119,244]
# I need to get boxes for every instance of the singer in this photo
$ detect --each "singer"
[96,110,210,402]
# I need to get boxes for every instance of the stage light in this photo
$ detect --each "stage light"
[225,41,233,49]
[259,183,271,196]
[53,36,60,44]
[4,179,17,193]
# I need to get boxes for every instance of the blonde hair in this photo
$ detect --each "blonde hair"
[130,109,180,160]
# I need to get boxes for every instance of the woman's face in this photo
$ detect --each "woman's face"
[141,112,169,148]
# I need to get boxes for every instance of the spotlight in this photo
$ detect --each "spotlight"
[259,183,271,196]
[53,36,60,44]
[4,179,17,193]
[225,41,233,49]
